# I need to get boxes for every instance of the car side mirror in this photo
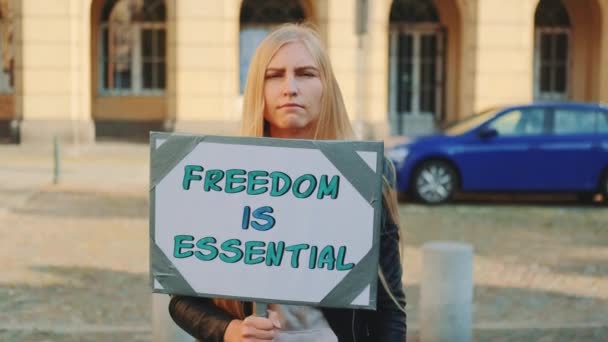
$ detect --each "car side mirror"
[478,127,498,139]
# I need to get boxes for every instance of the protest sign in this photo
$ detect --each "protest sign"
[150,132,384,309]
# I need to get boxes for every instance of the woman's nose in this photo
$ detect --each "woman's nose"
[282,75,298,96]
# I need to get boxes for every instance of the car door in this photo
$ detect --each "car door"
[536,107,603,191]
[454,107,549,191]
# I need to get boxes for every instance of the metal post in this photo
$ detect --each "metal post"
[420,241,473,342]
[53,136,61,184]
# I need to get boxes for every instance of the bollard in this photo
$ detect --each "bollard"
[53,136,61,184]
[420,241,473,342]
[152,294,193,342]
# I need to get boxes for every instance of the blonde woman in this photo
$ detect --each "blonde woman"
[169,23,406,342]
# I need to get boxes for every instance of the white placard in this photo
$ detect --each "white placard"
[150,134,383,309]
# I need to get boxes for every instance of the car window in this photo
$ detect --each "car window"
[598,111,608,133]
[488,109,544,136]
[553,109,596,135]
[443,108,501,136]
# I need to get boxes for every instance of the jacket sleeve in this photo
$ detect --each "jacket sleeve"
[373,158,407,341]
[168,295,235,342]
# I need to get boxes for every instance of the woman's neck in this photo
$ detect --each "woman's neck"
[269,125,317,140]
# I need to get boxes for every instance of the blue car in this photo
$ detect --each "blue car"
[386,102,608,204]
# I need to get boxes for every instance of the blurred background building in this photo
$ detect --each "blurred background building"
[0,0,606,144]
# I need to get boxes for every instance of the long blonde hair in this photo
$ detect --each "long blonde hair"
[216,23,405,319]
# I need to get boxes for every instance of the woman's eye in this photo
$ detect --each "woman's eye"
[265,74,280,79]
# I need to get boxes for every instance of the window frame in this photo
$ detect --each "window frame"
[98,21,166,96]
[533,27,570,101]
[388,25,443,116]
[0,16,13,93]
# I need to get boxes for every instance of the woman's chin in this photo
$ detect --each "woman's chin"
[269,121,316,138]
[278,117,310,129]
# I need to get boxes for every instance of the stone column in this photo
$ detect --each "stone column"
[171,0,241,137]
[325,1,360,131]
[468,0,535,112]
[366,0,391,139]
[18,0,94,145]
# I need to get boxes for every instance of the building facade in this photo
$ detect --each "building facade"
[0,0,607,144]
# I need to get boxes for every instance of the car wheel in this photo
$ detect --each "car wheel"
[412,160,457,204]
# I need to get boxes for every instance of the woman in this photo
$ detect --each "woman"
[169,23,406,342]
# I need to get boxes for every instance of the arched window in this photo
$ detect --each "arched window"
[0,0,14,92]
[534,0,570,100]
[239,0,306,93]
[535,0,570,27]
[99,0,166,95]
[389,0,439,23]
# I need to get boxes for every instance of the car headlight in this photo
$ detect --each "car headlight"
[387,146,409,167]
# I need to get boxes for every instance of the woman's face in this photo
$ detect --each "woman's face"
[263,41,323,139]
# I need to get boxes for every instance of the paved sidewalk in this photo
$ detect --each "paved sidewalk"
[1,143,607,341]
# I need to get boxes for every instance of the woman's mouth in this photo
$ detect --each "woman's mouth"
[279,103,304,109]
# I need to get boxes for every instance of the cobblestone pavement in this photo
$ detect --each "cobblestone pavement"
[0,143,607,341]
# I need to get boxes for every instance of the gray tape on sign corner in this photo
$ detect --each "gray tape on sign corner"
[150,133,205,190]
[151,242,197,296]
[315,141,379,205]
[319,245,378,309]
[315,141,383,309]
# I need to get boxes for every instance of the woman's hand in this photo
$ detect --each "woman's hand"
[224,310,281,342]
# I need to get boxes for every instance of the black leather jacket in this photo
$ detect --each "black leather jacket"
[168,159,406,341]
